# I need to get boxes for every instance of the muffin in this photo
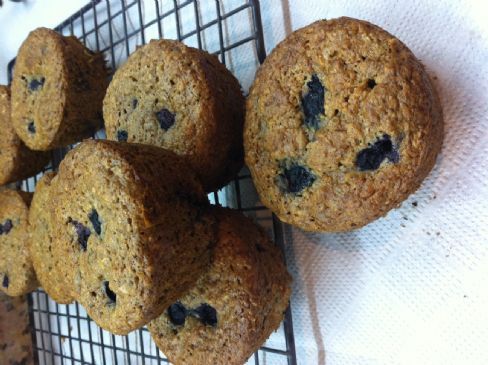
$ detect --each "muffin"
[0,85,49,185]
[0,293,34,365]
[244,17,443,232]
[51,139,215,334]
[11,27,108,150]
[103,39,245,192]
[148,207,291,365]
[28,172,73,304]
[0,190,38,296]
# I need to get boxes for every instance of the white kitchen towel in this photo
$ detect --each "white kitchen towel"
[257,1,488,364]
[1,1,487,364]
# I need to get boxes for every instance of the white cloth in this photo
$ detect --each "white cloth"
[1,1,487,364]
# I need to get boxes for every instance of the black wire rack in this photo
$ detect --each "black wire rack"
[6,0,297,364]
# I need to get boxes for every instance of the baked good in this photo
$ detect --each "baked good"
[244,17,443,232]
[0,190,38,296]
[103,39,245,192]
[28,172,73,304]
[0,85,48,185]
[0,293,34,365]
[51,139,215,334]
[11,27,108,151]
[148,207,291,365]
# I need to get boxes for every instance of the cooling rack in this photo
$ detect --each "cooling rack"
[6,0,297,364]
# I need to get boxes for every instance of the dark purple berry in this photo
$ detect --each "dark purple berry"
[2,274,8,288]
[155,108,175,130]
[191,303,217,327]
[168,302,187,326]
[301,74,325,130]
[356,134,399,171]
[28,77,45,91]
[116,130,128,142]
[278,164,316,194]
[367,79,377,89]
[0,219,13,235]
[27,121,36,134]
[88,209,101,235]
[69,219,90,251]
[255,243,266,252]
[103,281,116,305]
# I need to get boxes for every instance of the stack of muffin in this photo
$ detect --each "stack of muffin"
[0,28,292,365]
[0,17,443,365]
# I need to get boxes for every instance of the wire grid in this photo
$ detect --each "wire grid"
[7,0,296,364]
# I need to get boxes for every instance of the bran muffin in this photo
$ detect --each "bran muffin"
[28,172,73,304]
[103,39,245,192]
[148,207,291,365]
[11,27,108,150]
[0,85,49,185]
[244,17,443,232]
[51,140,215,334]
[0,190,38,296]
[0,293,34,365]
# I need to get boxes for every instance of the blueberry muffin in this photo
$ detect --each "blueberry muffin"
[148,208,291,365]
[103,39,245,192]
[0,190,38,296]
[0,293,34,365]
[51,139,215,334]
[28,172,73,304]
[0,85,49,185]
[11,27,108,151]
[244,17,443,232]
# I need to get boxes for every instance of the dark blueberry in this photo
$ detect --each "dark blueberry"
[132,98,138,109]
[27,121,36,134]
[255,243,266,252]
[191,303,217,327]
[278,164,316,194]
[2,274,8,288]
[88,209,101,235]
[0,219,13,235]
[28,77,45,91]
[301,74,325,130]
[367,79,377,89]
[103,281,116,305]
[116,130,128,142]
[70,220,90,251]
[155,108,176,130]
[356,134,399,171]
[168,302,187,326]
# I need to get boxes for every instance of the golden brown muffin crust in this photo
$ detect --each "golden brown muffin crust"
[11,28,108,150]
[50,139,215,334]
[244,17,443,232]
[148,207,291,365]
[103,39,244,192]
[0,85,48,185]
[0,190,38,296]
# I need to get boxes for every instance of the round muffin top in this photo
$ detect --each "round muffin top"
[0,86,21,180]
[0,189,37,296]
[244,17,443,232]
[50,139,213,334]
[11,28,69,150]
[11,28,107,151]
[148,207,291,365]
[103,39,244,192]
